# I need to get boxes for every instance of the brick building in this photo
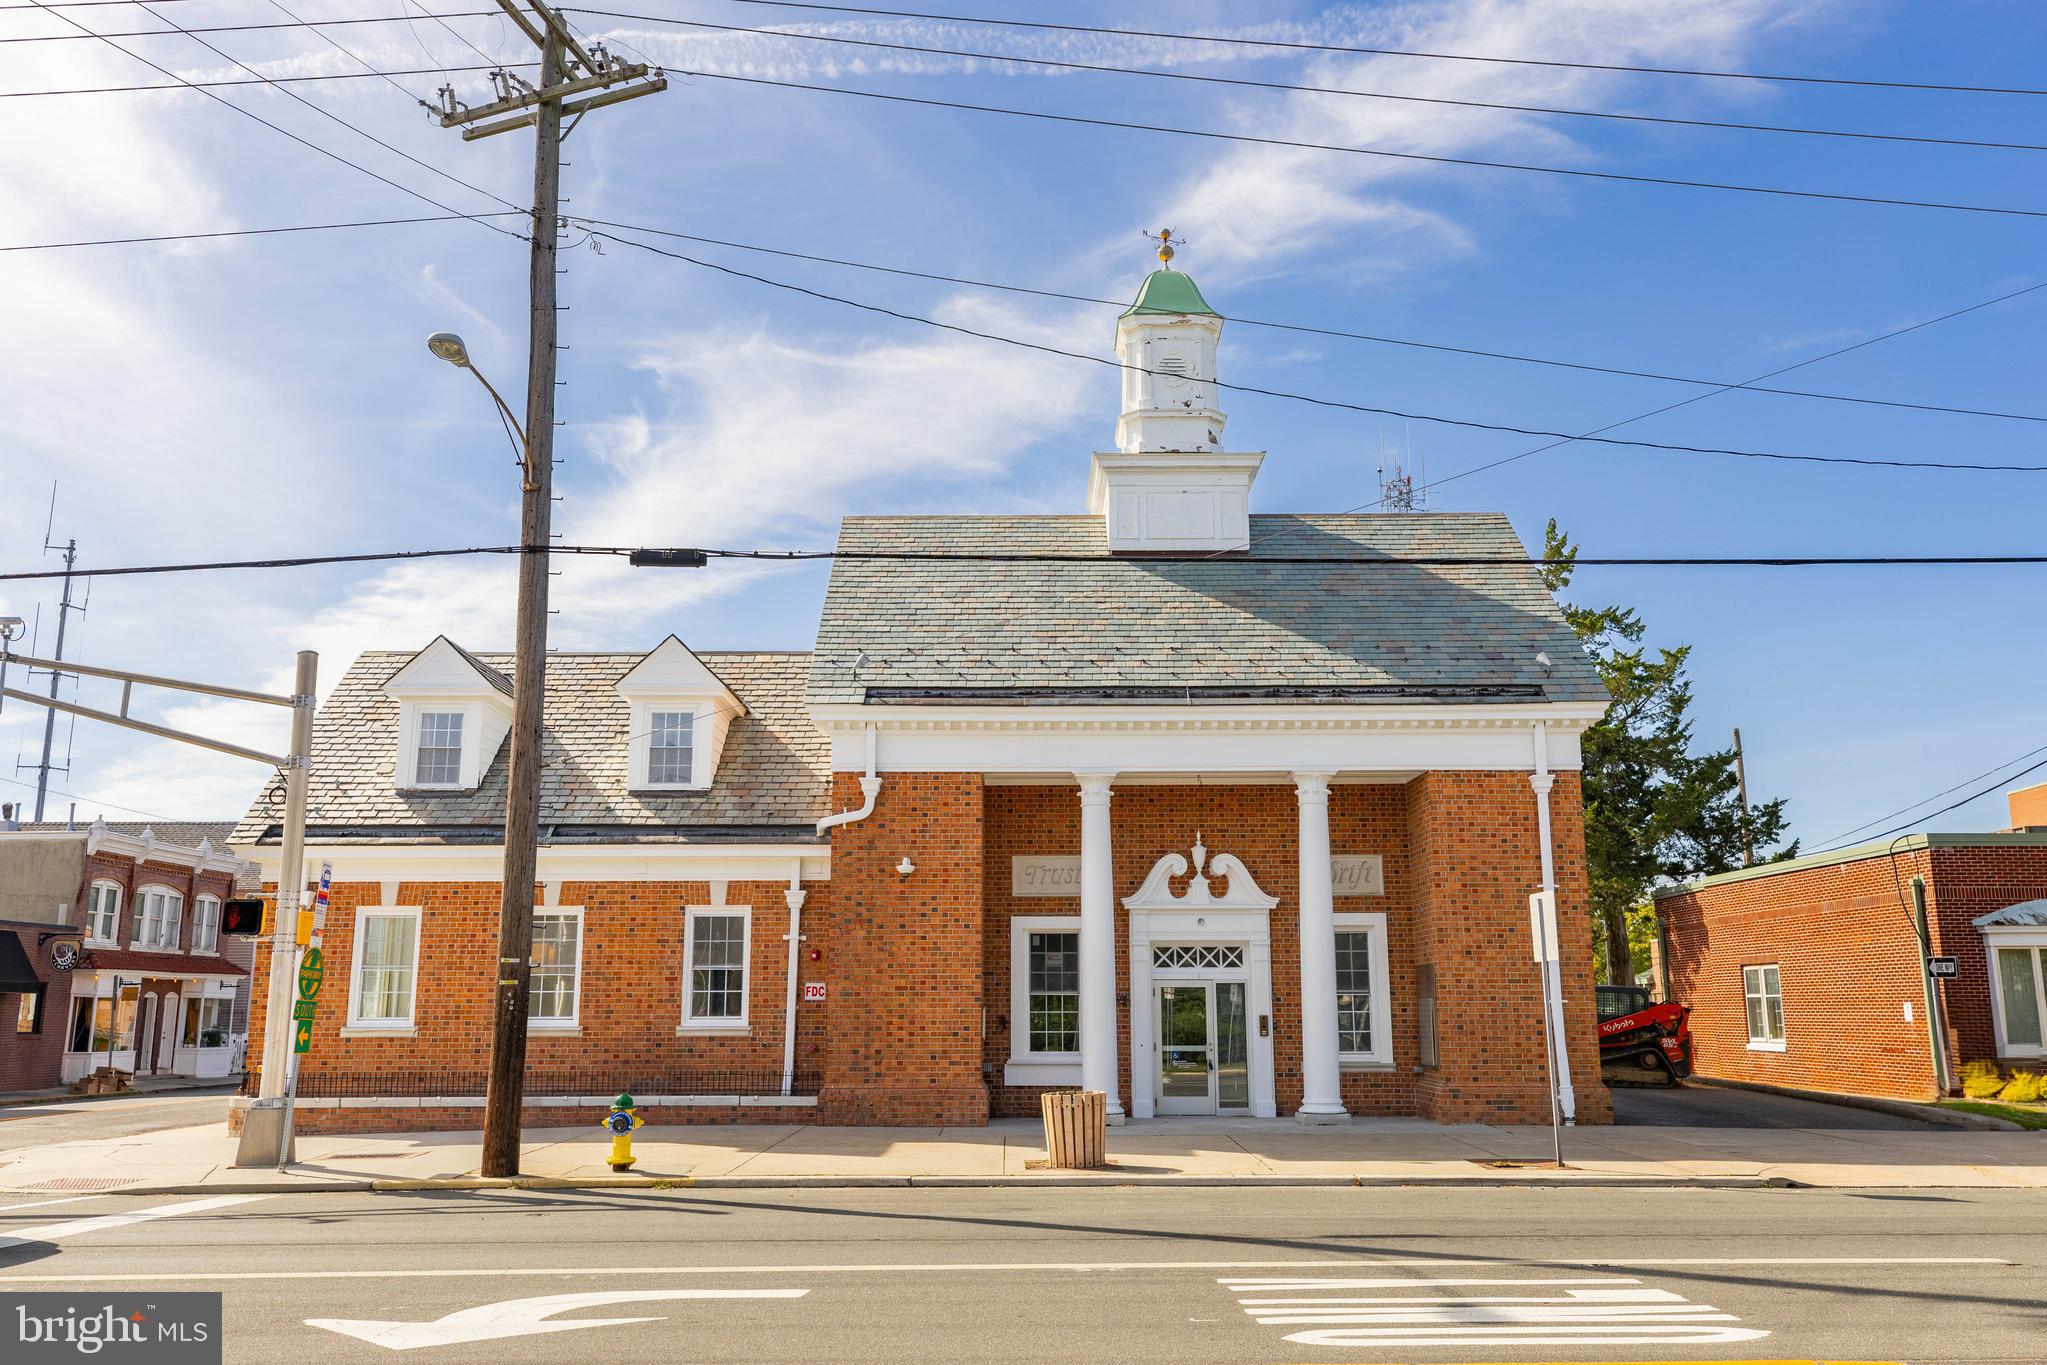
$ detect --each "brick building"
[0,818,255,1092]
[1655,790,2047,1101]
[230,262,1613,1134]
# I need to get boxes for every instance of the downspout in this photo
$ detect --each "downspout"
[816,724,881,835]
[1531,723,1578,1122]
[780,859,807,1098]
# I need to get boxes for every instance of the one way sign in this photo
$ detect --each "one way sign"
[1928,956,1959,978]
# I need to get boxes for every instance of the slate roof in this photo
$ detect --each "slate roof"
[230,651,828,847]
[807,513,1606,705]
[16,821,236,849]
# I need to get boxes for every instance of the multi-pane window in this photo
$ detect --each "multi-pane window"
[85,882,121,944]
[529,911,582,1024]
[182,997,231,1048]
[414,711,465,785]
[1027,932,1080,1054]
[648,711,694,785]
[1743,964,1785,1047]
[353,911,419,1025]
[136,888,182,950]
[1335,931,1375,1055]
[684,911,747,1023]
[191,896,221,953]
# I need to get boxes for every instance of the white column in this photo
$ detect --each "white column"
[1076,770,1123,1120]
[1293,770,1348,1122]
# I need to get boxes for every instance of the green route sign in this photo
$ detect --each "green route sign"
[297,947,325,1001]
[293,946,325,1055]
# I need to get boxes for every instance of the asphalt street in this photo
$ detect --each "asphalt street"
[0,1183,2038,1363]
[0,1091,236,1152]
[1610,1083,1945,1129]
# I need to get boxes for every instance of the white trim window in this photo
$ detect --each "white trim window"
[85,881,122,946]
[1334,911,1393,1066]
[1006,916,1081,1085]
[348,907,421,1029]
[413,710,466,786]
[182,997,232,1049]
[1987,939,2046,1057]
[682,907,749,1028]
[1743,963,1786,1050]
[191,895,221,954]
[134,886,183,951]
[647,711,695,786]
[528,908,584,1026]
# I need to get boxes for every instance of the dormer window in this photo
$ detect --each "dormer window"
[414,711,465,786]
[648,711,695,786]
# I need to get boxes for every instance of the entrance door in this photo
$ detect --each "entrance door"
[1156,983,1215,1114]
[159,992,180,1072]
[137,994,158,1075]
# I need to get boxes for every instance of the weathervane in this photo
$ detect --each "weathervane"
[1144,226,1185,269]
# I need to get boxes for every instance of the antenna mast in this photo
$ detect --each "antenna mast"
[21,490,84,820]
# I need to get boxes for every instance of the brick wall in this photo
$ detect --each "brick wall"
[0,924,68,1092]
[1925,844,2047,1066]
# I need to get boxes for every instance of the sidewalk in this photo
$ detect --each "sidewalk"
[0,1116,2040,1194]
[0,1074,244,1107]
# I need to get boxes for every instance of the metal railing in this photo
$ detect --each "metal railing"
[240,1068,821,1100]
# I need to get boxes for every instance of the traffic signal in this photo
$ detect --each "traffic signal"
[221,897,268,937]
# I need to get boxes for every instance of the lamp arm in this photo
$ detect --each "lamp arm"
[467,364,528,449]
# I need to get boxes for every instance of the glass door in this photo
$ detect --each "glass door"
[1156,983,1216,1114]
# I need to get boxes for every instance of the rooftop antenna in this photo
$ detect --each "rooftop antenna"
[17,485,85,821]
[1375,425,1426,513]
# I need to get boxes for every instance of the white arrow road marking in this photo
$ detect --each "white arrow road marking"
[306,1288,809,1351]
[1222,1274,1770,1348]
[0,1195,267,1251]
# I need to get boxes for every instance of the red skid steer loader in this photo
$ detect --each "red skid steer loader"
[1596,984,1694,1087]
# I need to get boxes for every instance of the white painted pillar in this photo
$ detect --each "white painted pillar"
[1075,770,1123,1119]
[1293,770,1348,1123]
[1530,725,1577,1122]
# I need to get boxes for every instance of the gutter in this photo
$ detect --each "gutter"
[816,724,881,836]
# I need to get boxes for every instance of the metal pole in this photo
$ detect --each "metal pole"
[1910,876,1953,1095]
[1733,727,1753,868]
[1533,906,1563,1167]
[32,539,78,821]
[481,24,562,1178]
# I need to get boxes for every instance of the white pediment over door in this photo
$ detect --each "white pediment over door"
[1123,834,1279,911]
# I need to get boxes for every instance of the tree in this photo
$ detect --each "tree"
[1541,520,1797,985]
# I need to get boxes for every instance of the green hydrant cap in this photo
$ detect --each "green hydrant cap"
[615,1093,635,1109]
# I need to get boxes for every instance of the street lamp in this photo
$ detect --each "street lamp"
[427,332,531,488]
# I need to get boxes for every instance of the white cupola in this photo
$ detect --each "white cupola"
[1088,230,1264,554]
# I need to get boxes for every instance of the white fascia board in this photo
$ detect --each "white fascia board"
[76,827,255,878]
[812,702,1601,775]
[238,842,829,885]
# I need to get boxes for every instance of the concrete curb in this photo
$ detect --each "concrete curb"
[62,1172,1800,1196]
[0,1084,241,1110]
[1693,1075,2023,1131]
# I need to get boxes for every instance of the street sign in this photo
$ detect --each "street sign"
[1928,955,1959,978]
[292,999,317,1022]
[297,946,325,999]
[1527,891,1559,964]
[803,981,826,1002]
[293,1018,314,1053]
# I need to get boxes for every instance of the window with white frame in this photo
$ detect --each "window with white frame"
[1333,912,1392,1065]
[1989,940,2046,1056]
[191,896,221,953]
[182,997,231,1048]
[1008,916,1082,1063]
[135,886,182,950]
[1743,964,1785,1048]
[413,711,465,786]
[349,908,420,1028]
[85,882,122,945]
[647,711,695,786]
[683,908,748,1026]
[529,909,583,1025]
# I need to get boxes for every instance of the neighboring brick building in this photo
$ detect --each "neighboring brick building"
[230,260,1613,1134]
[0,818,254,1092]
[1655,791,2047,1101]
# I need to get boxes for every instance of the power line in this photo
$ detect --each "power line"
[0,211,525,252]
[692,0,2047,98]
[569,215,2047,425]
[667,69,2047,221]
[0,9,501,41]
[23,1,526,240]
[1817,751,2047,851]
[3,544,2046,584]
[569,8,2047,154]
[0,60,539,97]
[0,773,183,825]
[580,224,2047,473]
[1815,739,2047,847]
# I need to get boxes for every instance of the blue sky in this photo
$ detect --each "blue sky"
[1,0,2043,849]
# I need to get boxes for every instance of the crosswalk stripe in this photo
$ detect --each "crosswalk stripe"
[0,1195,267,1251]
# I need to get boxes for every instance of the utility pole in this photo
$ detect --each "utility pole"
[1732,726,1753,868]
[433,0,665,1178]
[25,533,83,821]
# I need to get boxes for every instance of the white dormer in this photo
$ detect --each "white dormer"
[616,636,744,792]
[384,637,515,792]
[1089,262,1263,554]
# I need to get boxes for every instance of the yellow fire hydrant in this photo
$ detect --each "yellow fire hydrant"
[603,1092,643,1172]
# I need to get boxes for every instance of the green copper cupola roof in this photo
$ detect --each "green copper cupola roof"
[1119,269,1219,320]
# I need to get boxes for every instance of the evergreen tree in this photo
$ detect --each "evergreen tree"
[1541,520,1797,984]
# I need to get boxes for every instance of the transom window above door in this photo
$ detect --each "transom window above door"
[1152,944,1244,971]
